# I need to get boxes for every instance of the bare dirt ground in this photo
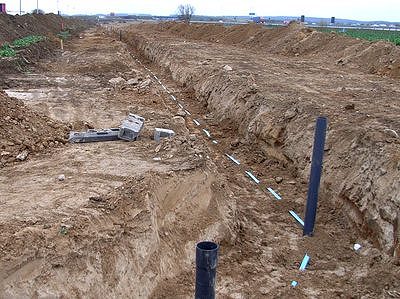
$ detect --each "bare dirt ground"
[0,22,399,298]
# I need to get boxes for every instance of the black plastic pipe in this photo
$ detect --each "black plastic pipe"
[303,116,328,236]
[195,241,219,299]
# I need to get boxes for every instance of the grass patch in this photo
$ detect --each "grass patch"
[316,27,400,46]
[0,35,46,58]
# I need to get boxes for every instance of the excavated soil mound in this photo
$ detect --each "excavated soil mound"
[0,13,88,44]
[147,22,400,79]
[0,91,68,166]
[0,14,91,75]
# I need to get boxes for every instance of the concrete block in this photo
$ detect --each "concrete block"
[118,113,145,141]
[69,128,120,143]
[154,128,175,142]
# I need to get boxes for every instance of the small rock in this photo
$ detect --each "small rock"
[249,83,258,93]
[5,116,11,121]
[284,108,297,119]
[384,128,399,139]
[16,150,29,161]
[275,176,283,184]
[294,53,300,57]
[344,103,355,110]
[176,109,186,117]
[337,58,344,65]
[59,224,71,235]
[230,138,240,147]
[153,157,161,161]
[223,65,233,71]
[89,196,104,202]
[126,78,140,85]
[353,243,362,251]
[155,144,162,153]
[108,77,126,85]
[1,151,10,156]
[58,174,65,181]
[189,134,197,141]
[288,180,296,185]
[139,78,152,89]
[259,287,268,295]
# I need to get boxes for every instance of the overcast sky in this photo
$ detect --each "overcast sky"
[4,0,399,22]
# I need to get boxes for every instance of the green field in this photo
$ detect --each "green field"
[316,27,400,46]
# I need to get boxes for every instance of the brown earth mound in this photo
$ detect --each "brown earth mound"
[0,91,68,166]
[147,22,400,79]
[0,14,91,76]
[0,13,89,44]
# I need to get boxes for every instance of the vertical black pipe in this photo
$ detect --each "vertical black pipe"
[303,117,328,236]
[195,241,219,299]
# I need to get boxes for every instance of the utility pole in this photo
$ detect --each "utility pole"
[19,0,21,14]
[36,0,38,13]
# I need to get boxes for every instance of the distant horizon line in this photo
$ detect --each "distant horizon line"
[4,11,399,23]
[72,13,400,23]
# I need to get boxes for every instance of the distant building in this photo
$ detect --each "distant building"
[0,3,6,13]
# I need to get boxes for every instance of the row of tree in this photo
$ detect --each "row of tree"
[29,4,195,22]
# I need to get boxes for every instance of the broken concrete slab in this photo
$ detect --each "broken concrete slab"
[154,128,175,142]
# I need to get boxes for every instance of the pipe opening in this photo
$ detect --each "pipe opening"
[197,241,218,251]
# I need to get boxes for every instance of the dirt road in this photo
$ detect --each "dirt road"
[0,24,399,298]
